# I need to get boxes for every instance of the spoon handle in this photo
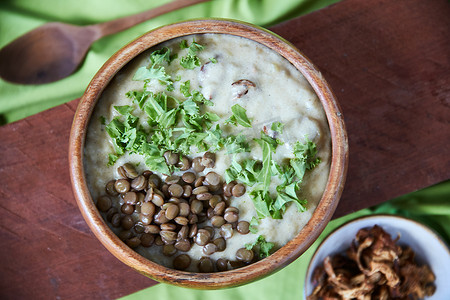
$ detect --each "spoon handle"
[92,0,210,38]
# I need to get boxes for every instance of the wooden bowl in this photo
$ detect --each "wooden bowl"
[69,19,348,289]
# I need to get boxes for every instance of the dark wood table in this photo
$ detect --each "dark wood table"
[1,0,449,298]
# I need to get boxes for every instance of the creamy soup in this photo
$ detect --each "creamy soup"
[84,34,331,272]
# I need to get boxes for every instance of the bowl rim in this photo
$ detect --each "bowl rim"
[69,18,348,289]
[303,213,450,298]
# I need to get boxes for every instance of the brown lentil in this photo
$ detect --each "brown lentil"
[165,203,180,220]
[123,191,138,205]
[141,202,156,216]
[214,201,226,215]
[194,229,211,246]
[203,243,217,255]
[167,197,181,204]
[147,174,161,188]
[139,213,152,225]
[205,172,220,186]
[106,207,118,222]
[197,212,207,224]
[177,156,191,171]
[182,185,192,198]
[126,237,141,248]
[160,223,177,231]
[190,200,203,214]
[201,152,216,168]
[232,183,246,197]
[174,239,191,252]
[198,257,214,273]
[160,230,177,244]
[194,176,205,187]
[140,233,155,247]
[168,184,183,198]
[177,225,189,240]
[121,203,134,215]
[134,223,145,234]
[152,193,164,207]
[229,260,246,269]
[165,175,180,185]
[211,216,226,228]
[118,230,132,241]
[164,151,179,166]
[178,202,190,217]
[208,184,221,193]
[207,207,215,219]
[192,157,205,173]
[213,237,226,252]
[188,213,198,225]
[97,195,112,212]
[182,172,196,184]
[204,226,215,240]
[188,224,198,238]
[216,258,228,271]
[220,224,233,240]
[236,248,254,263]
[224,211,239,223]
[142,170,152,178]
[136,192,145,204]
[223,182,236,197]
[173,254,191,270]
[131,175,147,191]
[209,195,222,208]
[122,163,139,179]
[114,179,130,194]
[196,192,212,201]
[153,210,169,224]
[121,215,134,230]
[154,236,164,246]
[163,244,177,256]
[143,190,153,202]
[192,186,208,195]
[225,206,239,214]
[161,184,170,197]
[174,216,189,226]
[237,221,250,234]
[110,213,121,227]
[105,180,118,196]
[117,165,127,178]
[145,224,160,234]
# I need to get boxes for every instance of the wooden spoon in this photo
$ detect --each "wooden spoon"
[0,0,209,85]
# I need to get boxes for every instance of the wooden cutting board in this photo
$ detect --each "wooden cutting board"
[1,0,449,298]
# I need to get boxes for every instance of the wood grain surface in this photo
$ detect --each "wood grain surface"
[1,0,449,298]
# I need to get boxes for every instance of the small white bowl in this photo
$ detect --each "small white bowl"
[304,214,450,299]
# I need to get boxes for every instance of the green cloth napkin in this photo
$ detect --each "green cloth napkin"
[0,0,340,125]
[122,181,449,300]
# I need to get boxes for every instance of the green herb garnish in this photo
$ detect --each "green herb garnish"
[271,121,284,133]
[225,135,320,219]
[245,235,274,258]
[225,104,252,128]
[133,47,174,91]
[107,153,119,166]
[113,105,134,115]
[249,217,259,233]
[179,41,204,69]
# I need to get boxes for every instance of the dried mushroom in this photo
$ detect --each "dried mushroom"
[231,79,256,99]
[308,225,436,300]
